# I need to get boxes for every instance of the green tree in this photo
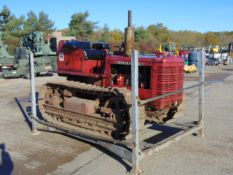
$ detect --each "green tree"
[109,29,124,43]
[38,11,55,33]
[135,26,148,42]
[0,5,25,37]
[1,14,25,54]
[3,15,25,37]
[170,30,205,47]
[69,11,97,40]
[147,24,158,36]
[146,23,170,46]
[100,24,110,42]
[24,11,39,33]
[154,23,170,42]
[0,5,12,31]
[205,32,219,46]
[0,6,25,53]
[24,11,54,34]
[0,7,54,53]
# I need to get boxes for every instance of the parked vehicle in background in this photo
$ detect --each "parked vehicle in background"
[205,49,210,59]
[49,31,76,52]
[2,31,57,78]
[0,32,14,75]
[206,50,229,66]
[179,50,189,65]
[211,45,220,53]
[188,51,201,68]
[156,42,179,56]
[206,53,221,66]
[228,43,233,64]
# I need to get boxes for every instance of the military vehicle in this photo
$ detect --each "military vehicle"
[0,32,14,75]
[2,31,57,78]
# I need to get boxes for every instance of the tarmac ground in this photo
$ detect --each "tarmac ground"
[0,65,232,175]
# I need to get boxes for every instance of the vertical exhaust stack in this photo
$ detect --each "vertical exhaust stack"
[124,10,135,56]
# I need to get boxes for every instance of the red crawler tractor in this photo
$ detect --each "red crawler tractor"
[39,11,184,140]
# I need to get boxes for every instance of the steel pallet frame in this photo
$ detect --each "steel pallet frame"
[17,50,205,175]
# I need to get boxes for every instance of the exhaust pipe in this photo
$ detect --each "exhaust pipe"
[124,10,135,56]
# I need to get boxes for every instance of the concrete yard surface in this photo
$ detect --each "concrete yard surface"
[0,65,233,175]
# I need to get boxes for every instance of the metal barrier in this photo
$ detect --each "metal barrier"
[130,49,205,174]
[29,52,38,134]
[19,50,205,175]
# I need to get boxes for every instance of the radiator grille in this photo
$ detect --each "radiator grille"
[154,64,184,109]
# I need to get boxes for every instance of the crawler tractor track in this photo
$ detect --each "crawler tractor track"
[39,81,178,140]
[39,81,133,140]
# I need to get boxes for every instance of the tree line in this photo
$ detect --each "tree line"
[1,5,233,53]
[0,6,54,52]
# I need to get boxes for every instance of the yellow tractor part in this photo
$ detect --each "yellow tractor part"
[211,46,219,53]
[157,42,179,55]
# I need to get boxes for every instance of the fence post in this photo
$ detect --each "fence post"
[131,50,141,174]
[198,49,205,137]
[30,53,38,134]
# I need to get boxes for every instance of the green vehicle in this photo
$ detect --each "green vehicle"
[0,32,15,76]
[2,31,57,79]
[2,48,49,78]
